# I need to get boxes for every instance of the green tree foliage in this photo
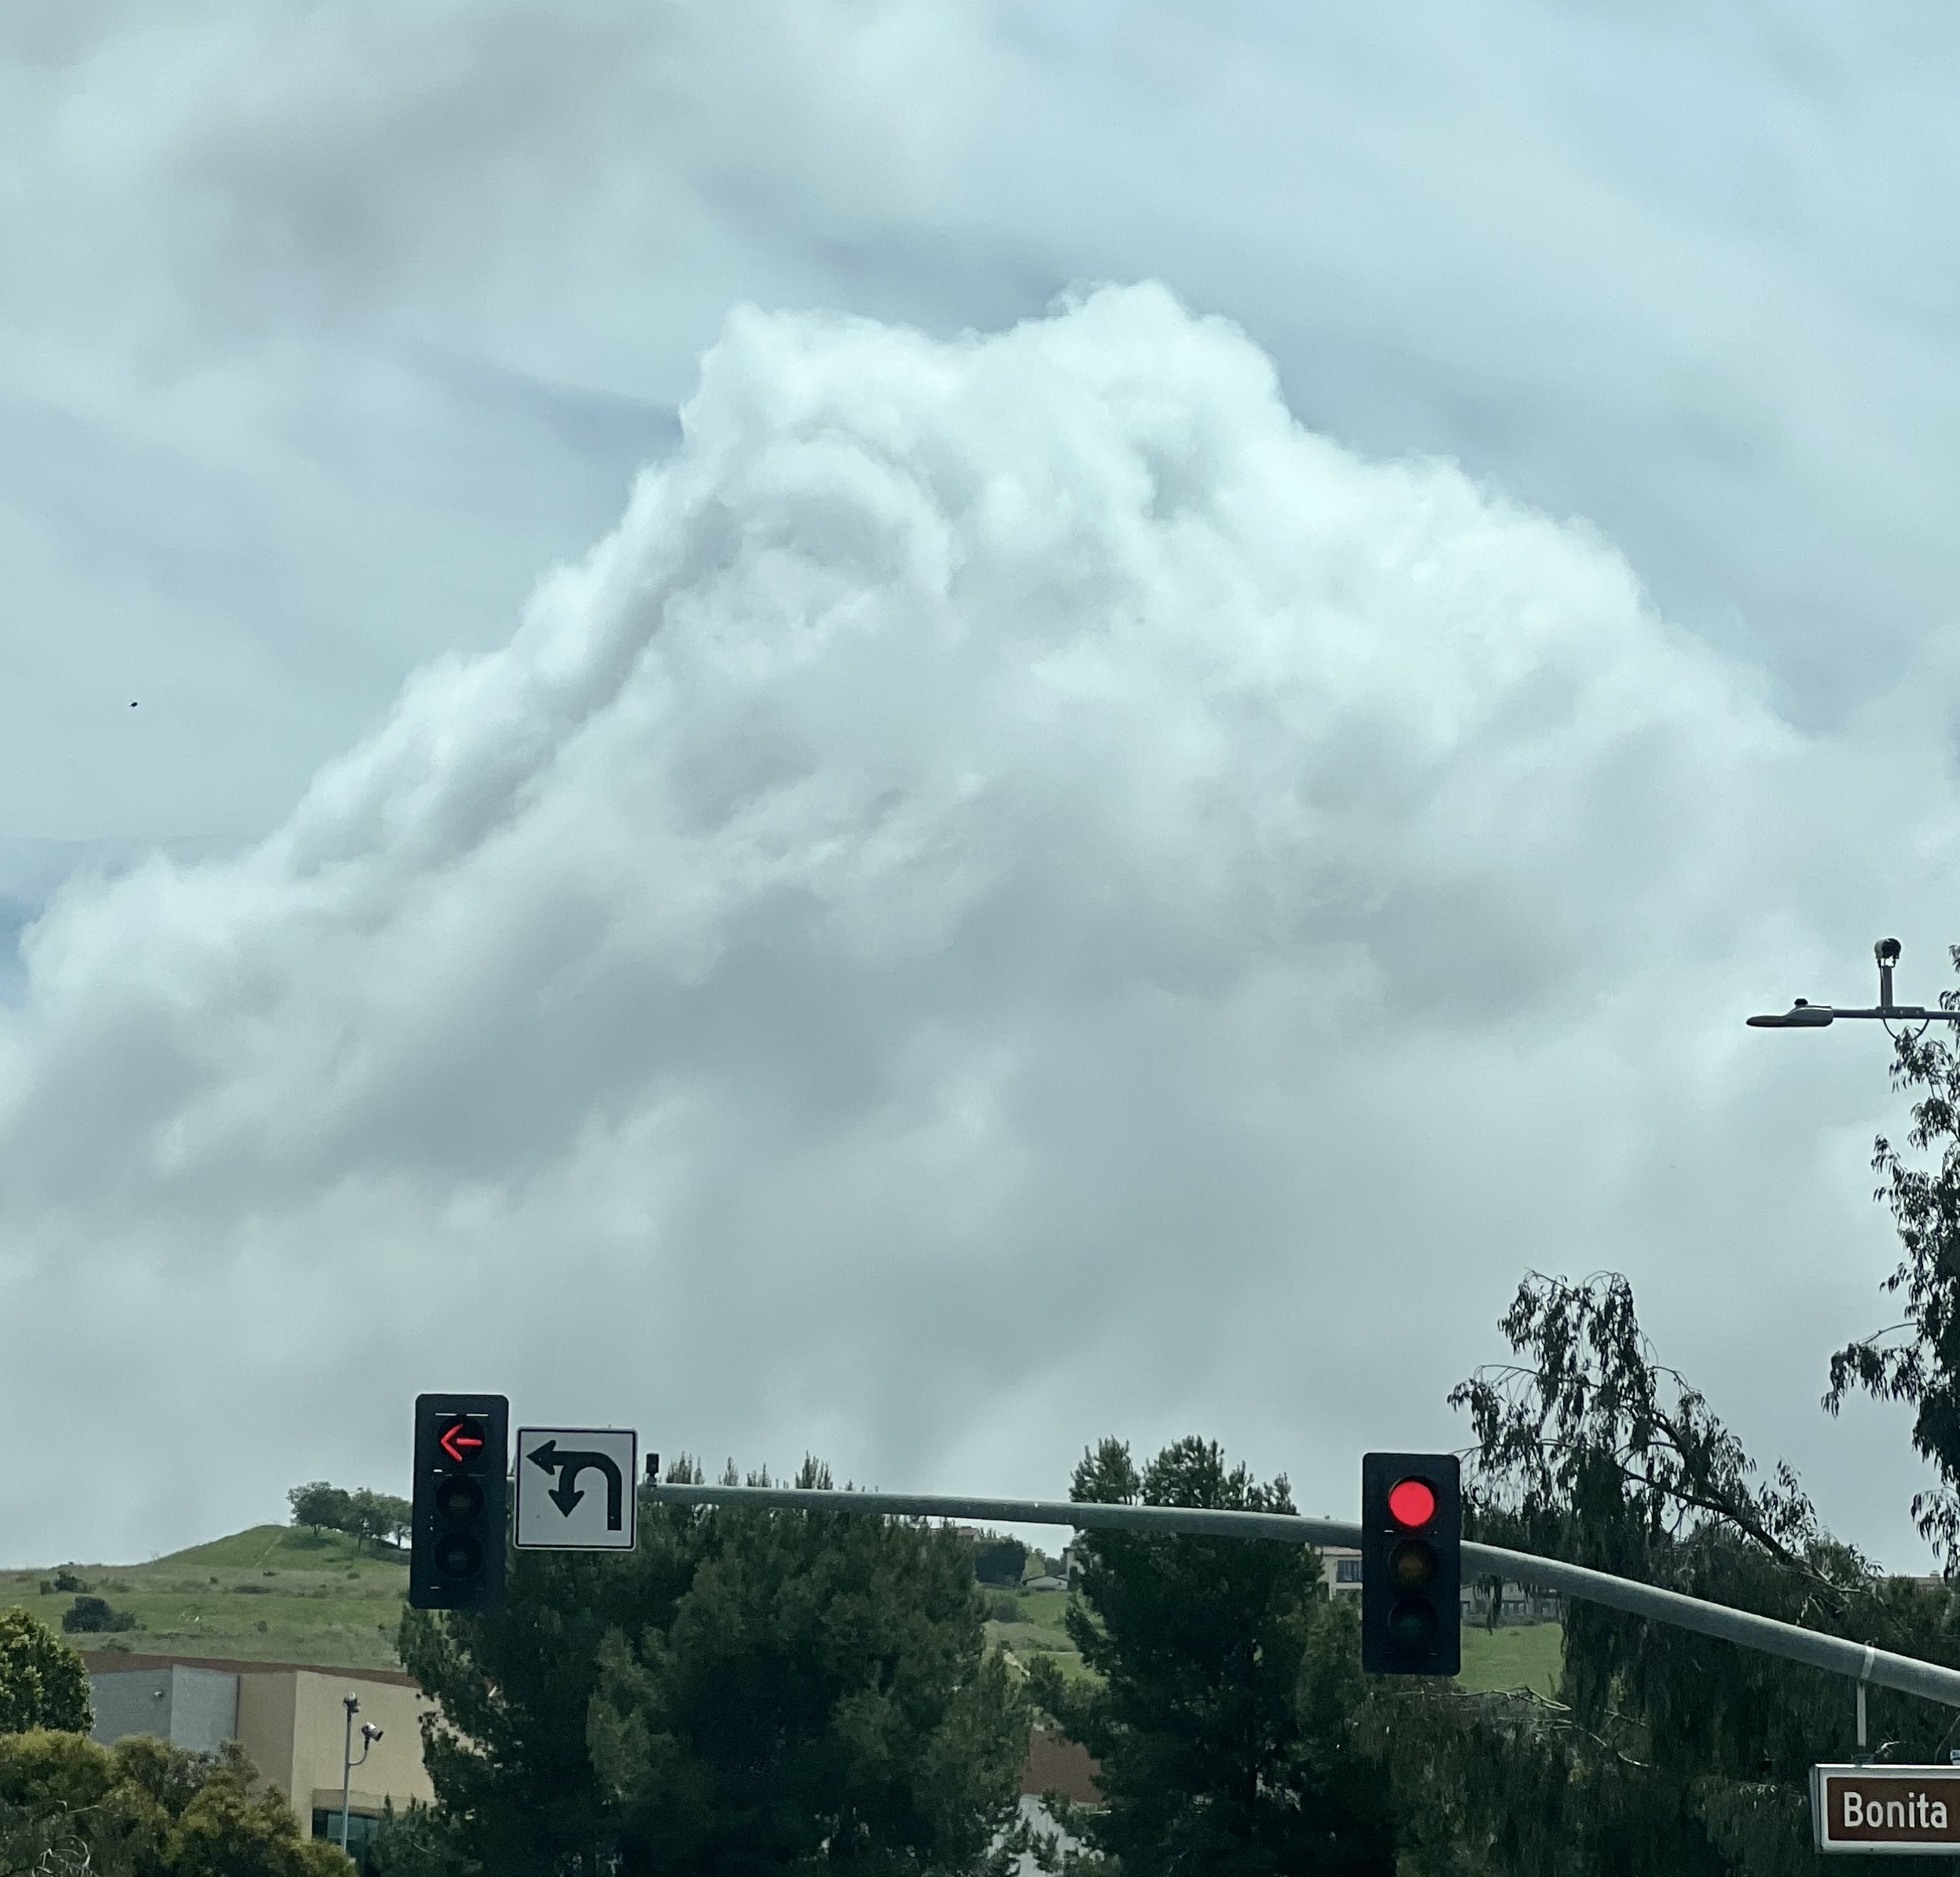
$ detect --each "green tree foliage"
[347,1489,412,1553]
[287,1483,409,1552]
[0,1730,349,1876]
[0,1609,91,1733]
[1828,973,1960,1561]
[61,1596,138,1634]
[1377,1270,1960,1876]
[1026,1436,1394,1877]
[974,1537,1028,1587]
[288,1484,354,1536]
[388,1456,1031,1876]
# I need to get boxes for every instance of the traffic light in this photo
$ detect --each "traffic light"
[410,1394,508,1612]
[1360,1451,1460,1675]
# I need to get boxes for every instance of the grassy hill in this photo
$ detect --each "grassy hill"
[1,1525,410,1672]
[984,1584,1562,1698]
[6,1530,1565,1699]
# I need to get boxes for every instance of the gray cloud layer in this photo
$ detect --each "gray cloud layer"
[2,2,1958,1566]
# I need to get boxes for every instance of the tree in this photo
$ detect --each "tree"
[347,1489,412,1554]
[1026,1436,1394,1877]
[973,1536,1028,1586]
[1828,968,1960,1562]
[1378,1269,1960,1876]
[0,1610,92,1734]
[62,1596,139,1635]
[0,1729,351,1875]
[288,1484,354,1537]
[389,1456,1032,1876]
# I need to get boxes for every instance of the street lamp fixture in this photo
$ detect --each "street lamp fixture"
[1747,938,1960,1036]
[339,1695,384,1858]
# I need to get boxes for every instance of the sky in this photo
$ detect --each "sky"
[4,0,1960,1571]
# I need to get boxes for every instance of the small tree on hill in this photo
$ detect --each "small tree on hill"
[348,1489,412,1553]
[0,1610,91,1734]
[61,1596,138,1636]
[288,1483,354,1537]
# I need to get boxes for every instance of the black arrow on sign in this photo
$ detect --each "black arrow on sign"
[526,1440,625,1530]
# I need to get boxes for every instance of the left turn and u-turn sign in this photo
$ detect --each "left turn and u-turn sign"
[514,1426,639,1552]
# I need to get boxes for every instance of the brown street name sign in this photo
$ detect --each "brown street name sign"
[1813,1765,1960,1853]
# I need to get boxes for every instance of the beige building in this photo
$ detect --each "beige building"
[1321,1545,1363,1600]
[83,1653,435,1868]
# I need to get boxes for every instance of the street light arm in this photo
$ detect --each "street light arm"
[1746,1006,1960,1029]
[1747,942,1960,1030]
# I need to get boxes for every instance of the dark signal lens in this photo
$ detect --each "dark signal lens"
[1389,1538,1437,1590]
[436,1476,484,1521]
[435,1534,483,1578]
[1389,1596,1439,1649]
[1388,1477,1437,1529]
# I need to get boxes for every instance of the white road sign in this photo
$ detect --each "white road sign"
[513,1426,638,1552]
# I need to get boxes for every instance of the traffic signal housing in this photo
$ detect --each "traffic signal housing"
[1360,1451,1460,1675]
[411,1394,509,1612]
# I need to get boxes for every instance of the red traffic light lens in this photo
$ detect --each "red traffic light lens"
[1388,1477,1437,1529]
[439,1416,487,1467]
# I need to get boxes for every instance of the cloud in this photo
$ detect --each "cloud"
[3,281,1936,1566]
[6,2,1960,1572]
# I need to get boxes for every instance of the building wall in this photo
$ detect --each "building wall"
[90,1667,239,1755]
[236,1673,300,1805]
[167,1667,241,1753]
[285,1671,438,1832]
[90,1655,436,1843]
[1320,1547,1362,1599]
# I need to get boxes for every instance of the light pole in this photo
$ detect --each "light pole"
[339,1694,383,1859]
[1747,938,1960,1035]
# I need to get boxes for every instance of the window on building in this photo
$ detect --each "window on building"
[312,1810,382,1874]
[1335,1559,1362,1583]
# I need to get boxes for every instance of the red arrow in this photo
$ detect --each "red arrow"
[440,1418,485,1465]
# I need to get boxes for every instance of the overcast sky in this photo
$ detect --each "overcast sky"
[5,0,1960,1573]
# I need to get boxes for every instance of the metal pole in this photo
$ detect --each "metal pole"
[340,1695,358,1853]
[642,1482,1960,1710]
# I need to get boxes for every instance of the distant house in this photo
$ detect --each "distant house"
[1013,1728,1100,1877]
[1320,1546,1363,1600]
[1022,1726,1100,1803]
[1318,1548,1561,1622]
[83,1653,435,1871]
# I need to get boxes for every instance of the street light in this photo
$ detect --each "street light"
[340,1695,383,1859]
[1746,938,1960,1035]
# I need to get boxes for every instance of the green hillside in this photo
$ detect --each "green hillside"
[6,1528,1565,1699]
[1,1525,410,1672]
[985,1585,1562,1698]
[1456,1619,1562,1697]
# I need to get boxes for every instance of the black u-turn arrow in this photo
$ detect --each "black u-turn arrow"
[526,1439,624,1530]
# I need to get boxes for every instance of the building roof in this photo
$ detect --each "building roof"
[81,1651,420,1688]
[1022,1728,1101,1804]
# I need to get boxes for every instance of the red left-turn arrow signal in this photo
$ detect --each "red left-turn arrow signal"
[440,1417,486,1465]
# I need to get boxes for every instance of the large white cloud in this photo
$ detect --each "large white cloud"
[4,281,1940,1565]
